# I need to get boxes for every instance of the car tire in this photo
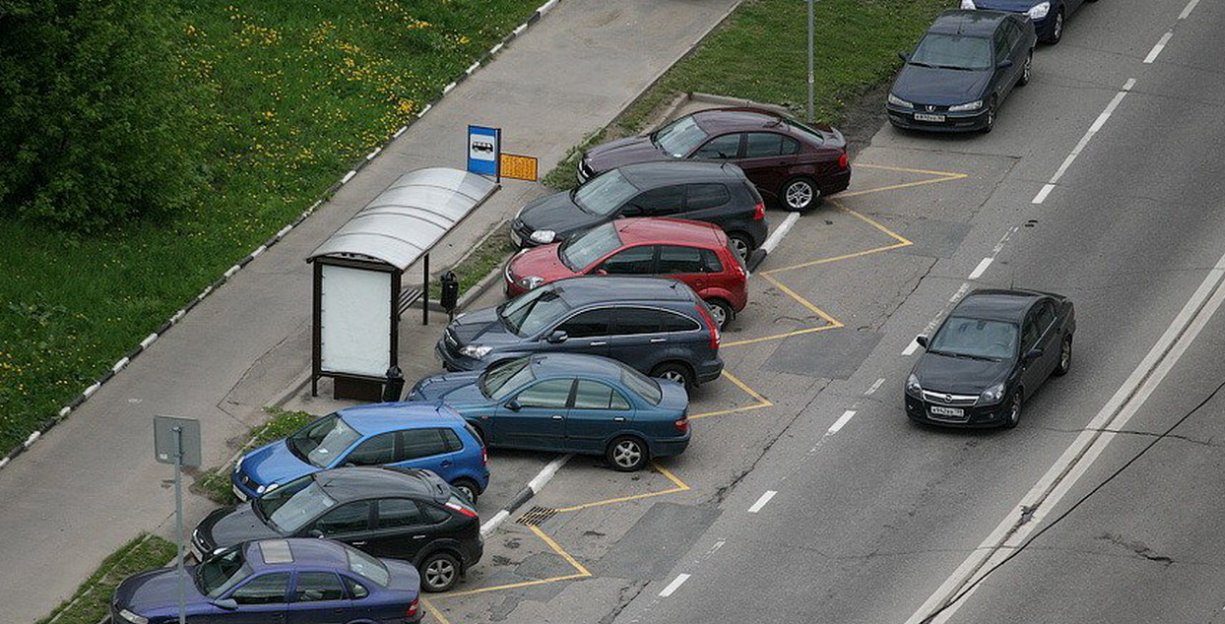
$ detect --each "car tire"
[1044,7,1065,44]
[1018,51,1033,86]
[651,362,695,389]
[1053,335,1072,377]
[704,298,734,330]
[453,478,480,504]
[728,232,754,261]
[1003,390,1023,429]
[606,435,649,472]
[419,551,462,593]
[982,97,998,134]
[780,177,820,211]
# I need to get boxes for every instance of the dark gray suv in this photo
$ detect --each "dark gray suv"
[511,161,769,260]
[436,276,723,388]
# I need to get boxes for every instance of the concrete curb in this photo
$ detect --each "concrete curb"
[480,454,571,539]
[1,0,566,472]
[689,91,792,116]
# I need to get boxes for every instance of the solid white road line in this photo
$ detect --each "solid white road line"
[968,258,993,280]
[748,490,777,513]
[762,212,801,254]
[1180,0,1201,19]
[659,573,691,597]
[906,247,1225,624]
[1144,32,1174,63]
[865,378,886,396]
[828,410,856,435]
[1031,183,1056,205]
[1033,78,1135,204]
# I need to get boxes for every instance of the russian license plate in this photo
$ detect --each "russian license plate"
[930,405,964,418]
[510,229,522,246]
[232,483,248,501]
[914,113,945,122]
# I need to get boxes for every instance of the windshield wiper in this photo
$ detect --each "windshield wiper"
[908,60,936,68]
[934,64,974,71]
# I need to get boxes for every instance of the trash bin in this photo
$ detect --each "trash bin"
[383,366,405,402]
[441,271,460,318]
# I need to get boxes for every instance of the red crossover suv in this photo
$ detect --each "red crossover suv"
[580,107,850,212]
[504,218,748,328]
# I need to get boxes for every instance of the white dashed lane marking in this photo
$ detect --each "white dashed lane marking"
[748,491,777,513]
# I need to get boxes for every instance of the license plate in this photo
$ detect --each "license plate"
[930,405,964,417]
[510,229,522,246]
[190,542,203,562]
[914,113,946,122]
[232,483,248,501]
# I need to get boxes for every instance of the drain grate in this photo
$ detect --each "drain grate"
[517,506,558,526]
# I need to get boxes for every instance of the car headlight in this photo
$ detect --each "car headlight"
[1027,1,1050,19]
[906,374,922,396]
[980,383,1006,404]
[119,609,149,624]
[960,0,976,8]
[888,93,914,109]
[948,100,983,112]
[518,276,544,289]
[529,230,556,244]
[460,345,493,359]
[264,482,279,493]
[255,483,267,494]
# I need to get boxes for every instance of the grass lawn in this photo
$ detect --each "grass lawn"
[195,407,316,505]
[543,0,949,190]
[36,534,177,624]
[0,0,545,455]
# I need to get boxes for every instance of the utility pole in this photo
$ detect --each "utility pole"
[154,416,201,624]
[807,0,815,123]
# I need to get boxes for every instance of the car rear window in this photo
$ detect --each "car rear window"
[620,365,662,405]
[346,547,390,587]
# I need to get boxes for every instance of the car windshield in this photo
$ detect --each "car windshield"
[929,317,1018,361]
[498,287,572,336]
[195,547,252,598]
[287,413,361,468]
[910,33,992,71]
[560,222,623,270]
[480,357,536,399]
[620,363,662,405]
[256,476,337,533]
[573,169,640,216]
[652,115,709,158]
[346,547,390,587]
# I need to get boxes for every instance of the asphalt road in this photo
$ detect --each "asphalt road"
[596,1,1225,622]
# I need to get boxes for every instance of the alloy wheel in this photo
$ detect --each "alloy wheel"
[730,236,750,260]
[785,180,815,210]
[425,558,456,590]
[660,370,686,384]
[708,303,727,328]
[612,440,643,469]
[456,484,475,503]
[1053,11,1064,41]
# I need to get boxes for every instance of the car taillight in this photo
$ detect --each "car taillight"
[446,499,479,519]
[695,304,720,350]
[838,150,849,169]
[482,445,488,466]
[674,417,689,434]
[752,201,765,221]
[407,597,419,618]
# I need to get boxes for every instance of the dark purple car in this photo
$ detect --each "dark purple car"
[579,107,850,211]
[111,539,421,624]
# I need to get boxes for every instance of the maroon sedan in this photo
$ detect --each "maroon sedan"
[580,107,850,212]
[504,218,748,328]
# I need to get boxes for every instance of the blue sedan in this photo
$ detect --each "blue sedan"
[112,539,422,624]
[962,0,1097,44]
[409,353,690,471]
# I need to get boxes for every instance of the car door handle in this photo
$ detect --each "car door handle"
[613,417,626,423]
[441,460,453,468]
[590,341,608,346]
[650,338,666,343]
[551,415,564,420]
[413,535,427,540]
[351,541,367,546]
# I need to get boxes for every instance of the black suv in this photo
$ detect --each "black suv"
[192,467,482,592]
[511,161,768,260]
[436,276,723,388]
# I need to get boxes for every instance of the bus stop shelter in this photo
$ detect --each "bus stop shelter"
[307,167,497,400]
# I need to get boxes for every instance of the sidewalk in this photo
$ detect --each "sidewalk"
[0,1,740,621]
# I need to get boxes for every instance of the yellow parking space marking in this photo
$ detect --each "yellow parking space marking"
[422,598,452,624]
[553,462,691,513]
[831,199,913,245]
[689,370,772,417]
[758,272,842,325]
[528,525,592,576]
[433,525,591,601]
[854,162,968,177]
[762,242,912,275]
[842,163,969,200]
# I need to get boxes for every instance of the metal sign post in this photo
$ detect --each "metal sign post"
[154,416,201,624]
[807,0,815,123]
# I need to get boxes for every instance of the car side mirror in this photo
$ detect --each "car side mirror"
[594,268,608,276]
[212,599,239,611]
[898,51,910,62]
[1024,348,1043,363]
[505,399,522,412]
[546,330,568,344]
[998,58,1014,69]
[915,335,928,349]
[308,529,325,539]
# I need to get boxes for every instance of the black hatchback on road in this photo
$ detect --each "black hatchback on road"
[905,289,1075,428]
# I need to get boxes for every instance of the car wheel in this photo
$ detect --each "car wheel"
[1003,390,1023,429]
[728,232,754,261]
[982,98,998,134]
[1053,335,1072,377]
[704,298,734,330]
[781,177,820,211]
[1019,51,1033,86]
[1045,7,1065,44]
[453,478,479,504]
[651,362,694,388]
[419,552,461,593]
[606,436,649,472]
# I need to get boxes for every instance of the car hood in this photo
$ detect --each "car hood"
[199,504,283,551]
[447,307,525,348]
[517,191,606,241]
[892,64,994,106]
[241,440,319,488]
[409,370,484,402]
[114,567,208,615]
[972,0,1040,11]
[584,135,669,173]
[913,352,1012,395]
[508,244,578,282]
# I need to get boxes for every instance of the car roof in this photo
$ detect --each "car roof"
[929,10,1010,37]
[547,275,698,305]
[614,217,724,247]
[243,538,351,571]
[616,160,743,188]
[952,289,1044,322]
[527,353,633,378]
[309,466,443,503]
[338,402,463,435]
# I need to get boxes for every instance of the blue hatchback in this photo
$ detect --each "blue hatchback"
[112,538,423,624]
[409,353,690,471]
[232,404,489,503]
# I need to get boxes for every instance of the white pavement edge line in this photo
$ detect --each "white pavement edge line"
[902,339,921,356]
[659,573,691,597]
[1144,31,1174,63]
[906,248,1225,624]
[827,410,856,435]
[1033,78,1136,204]
[480,453,572,538]
[1180,0,1201,19]
[747,490,777,513]
[761,212,800,254]
[967,258,993,281]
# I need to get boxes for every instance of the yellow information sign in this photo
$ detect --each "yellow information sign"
[500,153,539,181]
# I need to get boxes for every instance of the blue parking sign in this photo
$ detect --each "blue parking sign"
[467,125,501,178]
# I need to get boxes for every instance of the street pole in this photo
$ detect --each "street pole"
[807,0,815,123]
[173,425,186,624]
